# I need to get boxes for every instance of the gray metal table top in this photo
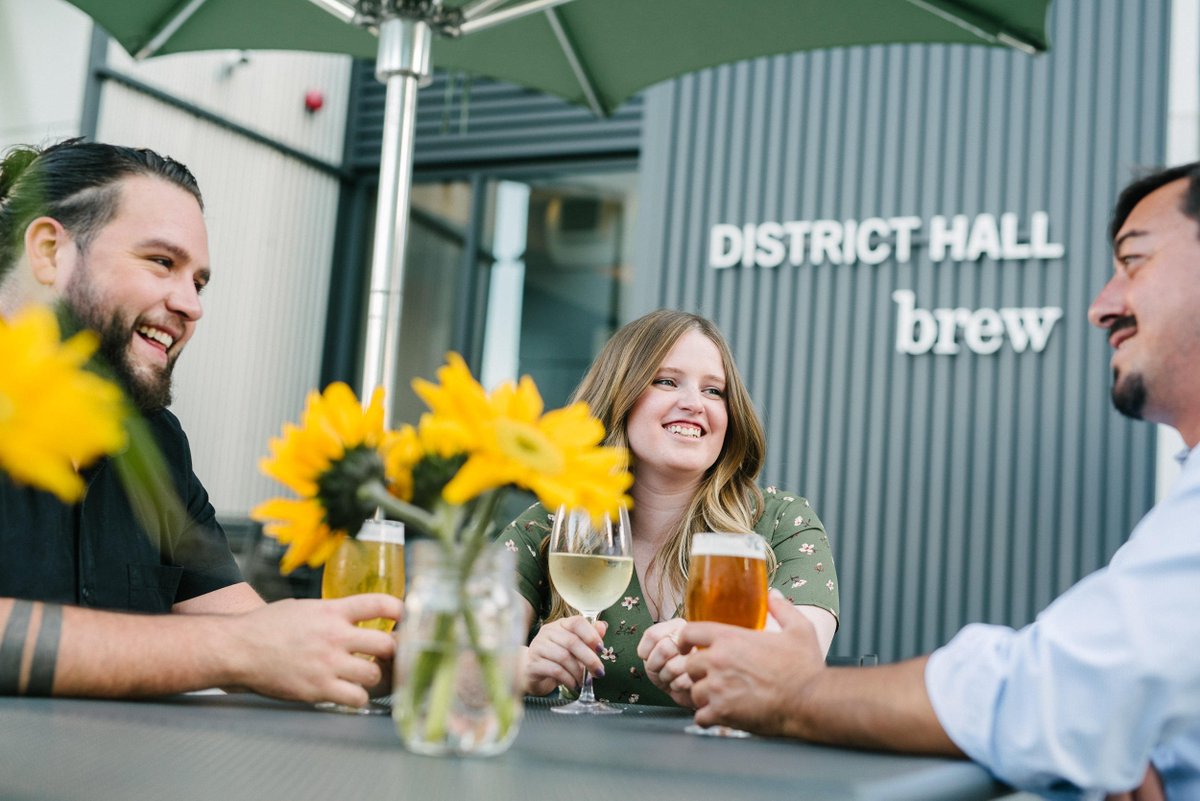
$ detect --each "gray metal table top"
[0,694,1006,801]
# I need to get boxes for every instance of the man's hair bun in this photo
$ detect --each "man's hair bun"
[0,146,41,203]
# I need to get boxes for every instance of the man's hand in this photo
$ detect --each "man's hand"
[637,618,693,707]
[220,594,403,708]
[1106,765,1165,801]
[681,591,957,753]
[521,615,608,697]
[680,591,824,735]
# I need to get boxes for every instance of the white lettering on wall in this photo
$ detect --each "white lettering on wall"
[709,212,1064,268]
[892,290,1063,355]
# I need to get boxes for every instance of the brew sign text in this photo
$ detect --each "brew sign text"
[708,211,1066,356]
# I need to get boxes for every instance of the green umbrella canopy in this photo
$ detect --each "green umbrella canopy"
[67,0,1052,115]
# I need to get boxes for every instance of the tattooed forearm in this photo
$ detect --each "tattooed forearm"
[0,600,62,695]
[27,603,61,695]
[0,600,32,694]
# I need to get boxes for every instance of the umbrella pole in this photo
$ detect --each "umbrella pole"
[360,14,433,428]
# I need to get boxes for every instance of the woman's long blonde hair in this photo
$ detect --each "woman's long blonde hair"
[543,309,767,622]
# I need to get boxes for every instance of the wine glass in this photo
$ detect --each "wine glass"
[317,518,405,714]
[683,531,769,736]
[548,505,633,715]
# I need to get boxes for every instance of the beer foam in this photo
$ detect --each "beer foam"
[690,532,766,559]
[356,520,405,544]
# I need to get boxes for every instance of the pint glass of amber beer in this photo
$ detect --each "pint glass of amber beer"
[683,531,769,736]
[685,532,768,629]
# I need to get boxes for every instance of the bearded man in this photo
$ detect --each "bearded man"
[0,140,400,704]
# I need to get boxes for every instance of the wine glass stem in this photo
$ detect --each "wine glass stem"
[578,613,599,704]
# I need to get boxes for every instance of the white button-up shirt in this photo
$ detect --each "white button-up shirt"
[925,445,1200,799]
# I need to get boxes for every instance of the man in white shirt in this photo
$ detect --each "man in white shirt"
[676,163,1200,800]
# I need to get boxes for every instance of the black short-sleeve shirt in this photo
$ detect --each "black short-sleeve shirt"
[0,409,244,613]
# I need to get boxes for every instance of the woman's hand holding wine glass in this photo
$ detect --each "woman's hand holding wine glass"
[522,616,610,697]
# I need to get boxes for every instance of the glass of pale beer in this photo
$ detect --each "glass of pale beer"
[548,505,633,715]
[317,518,405,714]
[683,531,769,736]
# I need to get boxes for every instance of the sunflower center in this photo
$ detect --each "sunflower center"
[494,418,564,475]
[316,444,386,535]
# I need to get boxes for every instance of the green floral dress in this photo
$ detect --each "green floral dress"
[498,486,839,707]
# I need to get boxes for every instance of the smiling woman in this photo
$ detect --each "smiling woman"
[624,330,730,483]
[499,309,840,708]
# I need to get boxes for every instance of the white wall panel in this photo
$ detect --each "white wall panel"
[105,44,350,165]
[0,0,91,149]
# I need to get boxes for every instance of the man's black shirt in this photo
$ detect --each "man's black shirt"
[1,409,244,612]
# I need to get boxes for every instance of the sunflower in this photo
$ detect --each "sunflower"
[0,306,127,502]
[251,382,389,573]
[417,364,632,521]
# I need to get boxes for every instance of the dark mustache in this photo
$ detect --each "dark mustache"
[1107,316,1136,337]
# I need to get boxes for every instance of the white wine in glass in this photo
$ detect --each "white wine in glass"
[548,505,632,715]
[683,531,769,736]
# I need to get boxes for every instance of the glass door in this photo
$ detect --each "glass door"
[347,167,638,427]
[476,170,638,408]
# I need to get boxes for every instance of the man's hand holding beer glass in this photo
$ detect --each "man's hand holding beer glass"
[678,591,826,736]
[659,531,770,736]
[639,532,771,709]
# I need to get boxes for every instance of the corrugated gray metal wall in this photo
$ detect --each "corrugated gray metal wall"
[635,0,1166,663]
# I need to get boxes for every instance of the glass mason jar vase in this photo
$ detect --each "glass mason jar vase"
[393,540,523,756]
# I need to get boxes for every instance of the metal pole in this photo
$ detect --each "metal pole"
[360,12,433,427]
[459,0,510,22]
[456,0,574,36]
[135,0,213,58]
[305,0,357,25]
[903,0,1044,54]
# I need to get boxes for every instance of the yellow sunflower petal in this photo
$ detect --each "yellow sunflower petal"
[305,532,347,569]
[57,328,101,365]
[361,386,387,446]
[539,403,605,447]
[280,523,338,574]
[441,454,519,505]
[413,353,493,430]
[382,425,423,501]
[0,306,127,502]
[492,375,544,422]
[417,413,478,457]
[321,382,369,447]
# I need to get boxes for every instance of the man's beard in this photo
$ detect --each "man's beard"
[1111,369,1147,420]
[64,267,176,412]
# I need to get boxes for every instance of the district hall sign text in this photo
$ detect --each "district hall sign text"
[708,212,1065,356]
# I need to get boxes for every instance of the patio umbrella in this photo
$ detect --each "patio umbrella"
[65,0,1054,426]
